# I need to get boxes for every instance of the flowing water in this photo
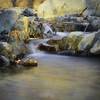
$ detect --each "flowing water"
[0,39,100,100]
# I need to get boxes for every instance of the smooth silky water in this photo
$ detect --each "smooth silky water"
[0,39,100,100]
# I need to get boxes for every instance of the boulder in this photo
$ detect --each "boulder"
[0,56,10,67]
[0,9,19,33]
[47,37,65,51]
[78,30,100,55]
[90,40,100,54]
[65,31,84,52]
[78,33,95,52]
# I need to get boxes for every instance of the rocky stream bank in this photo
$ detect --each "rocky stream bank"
[0,7,100,71]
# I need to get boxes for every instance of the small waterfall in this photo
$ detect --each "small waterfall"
[43,23,54,35]
[27,39,47,58]
[28,39,41,54]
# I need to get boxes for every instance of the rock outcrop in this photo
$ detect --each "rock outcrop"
[0,8,41,68]
[39,31,100,56]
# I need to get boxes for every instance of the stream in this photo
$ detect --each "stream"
[0,38,100,100]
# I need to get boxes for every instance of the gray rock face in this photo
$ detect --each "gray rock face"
[0,9,18,33]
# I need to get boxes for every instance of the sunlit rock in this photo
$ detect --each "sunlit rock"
[18,57,38,67]
[78,33,95,52]
[65,32,84,52]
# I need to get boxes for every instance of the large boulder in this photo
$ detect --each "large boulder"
[78,33,95,52]
[0,9,19,33]
[65,31,84,52]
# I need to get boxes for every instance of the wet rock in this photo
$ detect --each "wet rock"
[0,55,10,67]
[45,32,85,54]
[47,37,64,51]
[17,57,38,67]
[38,43,57,53]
